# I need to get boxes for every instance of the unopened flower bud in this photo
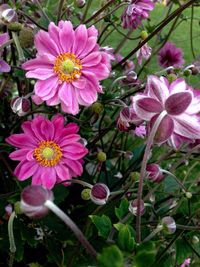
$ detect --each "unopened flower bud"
[129,199,145,216]
[8,22,22,32]
[75,0,86,8]
[192,235,199,244]
[185,191,192,199]
[146,164,164,183]
[190,66,199,75]
[92,102,103,114]
[19,28,34,48]
[167,73,177,83]
[161,216,176,234]
[129,172,140,182]
[140,30,148,40]
[183,69,191,77]
[81,188,91,200]
[90,183,110,205]
[20,185,54,219]
[0,4,17,24]
[11,96,31,116]
[97,151,107,162]
[14,201,23,215]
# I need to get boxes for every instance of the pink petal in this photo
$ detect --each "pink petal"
[165,92,192,115]
[82,52,102,67]
[73,24,88,56]
[26,68,54,80]
[79,87,97,105]
[59,21,74,52]
[35,30,59,56]
[55,164,70,181]
[79,37,97,58]
[150,114,174,143]
[40,167,57,189]
[58,134,81,145]
[31,116,46,141]
[6,134,37,149]
[134,96,163,121]
[62,158,83,176]
[40,119,55,140]
[146,75,169,104]
[22,55,54,70]
[48,22,63,52]
[34,76,58,98]
[174,114,200,139]
[169,78,186,94]
[58,82,73,107]
[9,149,30,161]
[14,160,38,181]
[60,85,79,115]
[0,60,11,72]
[83,63,110,80]
[46,92,60,106]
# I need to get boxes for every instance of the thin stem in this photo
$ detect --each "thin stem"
[34,0,50,22]
[18,10,47,31]
[113,0,195,69]
[162,170,186,191]
[143,224,163,243]
[12,32,25,62]
[57,0,65,24]
[190,4,196,59]
[83,0,116,24]
[8,211,16,267]
[44,200,97,259]
[136,110,167,243]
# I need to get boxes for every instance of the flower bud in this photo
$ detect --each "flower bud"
[183,69,191,77]
[19,28,34,48]
[185,191,192,199]
[146,163,164,183]
[97,151,107,162]
[129,172,140,182]
[92,102,103,114]
[192,235,199,244]
[81,188,91,200]
[161,216,176,234]
[75,0,86,8]
[167,73,177,83]
[190,66,199,75]
[7,22,22,32]
[140,30,148,40]
[14,201,23,215]
[90,183,110,205]
[20,185,54,219]
[11,96,31,116]
[129,199,145,216]
[0,4,17,24]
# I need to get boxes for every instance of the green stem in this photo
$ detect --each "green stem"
[12,32,25,62]
[44,200,97,259]
[8,211,16,267]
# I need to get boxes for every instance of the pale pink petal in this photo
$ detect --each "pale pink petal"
[26,68,54,80]
[35,30,59,56]
[55,164,70,181]
[174,114,200,139]
[22,55,54,70]
[62,158,83,176]
[79,37,97,58]
[34,76,58,98]
[59,21,74,52]
[82,52,102,67]
[169,78,186,94]
[9,149,30,161]
[6,134,37,149]
[146,75,169,103]
[73,24,88,56]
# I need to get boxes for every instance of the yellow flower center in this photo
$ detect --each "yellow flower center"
[33,141,62,167]
[53,52,82,82]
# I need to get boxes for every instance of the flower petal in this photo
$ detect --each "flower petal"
[165,92,192,115]
[14,160,38,181]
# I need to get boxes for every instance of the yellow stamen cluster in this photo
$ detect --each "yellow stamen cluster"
[53,52,82,82]
[33,141,62,167]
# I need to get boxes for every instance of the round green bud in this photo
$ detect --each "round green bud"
[192,235,199,244]
[81,189,91,200]
[8,22,22,32]
[129,172,140,182]
[92,102,104,114]
[185,191,192,199]
[14,201,23,215]
[167,73,177,83]
[183,69,191,77]
[19,28,34,48]
[140,30,148,40]
[97,151,107,162]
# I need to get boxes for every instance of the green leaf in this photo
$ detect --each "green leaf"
[176,238,192,264]
[90,215,112,239]
[115,198,129,220]
[164,176,180,193]
[98,245,124,267]
[134,241,156,267]
[117,224,135,252]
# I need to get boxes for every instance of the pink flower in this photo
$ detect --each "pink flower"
[136,43,152,65]
[146,163,164,183]
[132,75,200,143]
[158,42,184,68]
[22,21,111,115]
[180,258,191,267]
[6,115,88,189]
[121,0,155,29]
[0,32,11,73]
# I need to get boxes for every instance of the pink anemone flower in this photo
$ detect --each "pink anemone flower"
[22,21,111,115]
[132,75,200,143]
[6,115,88,189]
[121,0,155,29]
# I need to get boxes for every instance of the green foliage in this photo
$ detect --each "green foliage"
[97,245,124,267]
[90,215,112,239]
[134,242,157,267]
[115,198,129,220]
[114,223,136,252]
